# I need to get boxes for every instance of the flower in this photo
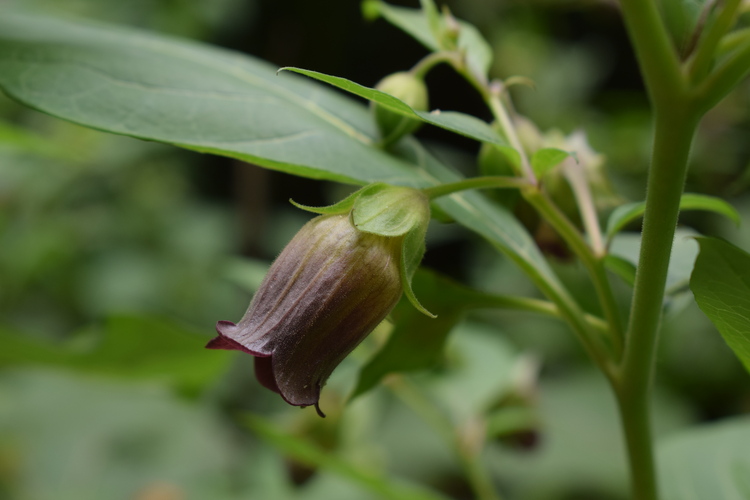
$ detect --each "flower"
[206,184,432,417]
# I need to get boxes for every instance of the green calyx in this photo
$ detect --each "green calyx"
[291,183,434,317]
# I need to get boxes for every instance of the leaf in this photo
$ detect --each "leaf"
[658,416,750,500]
[352,269,482,399]
[244,414,449,500]
[0,12,416,186]
[0,316,233,392]
[603,254,637,287]
[361,0,492,76]
[280,67,502,144]
[0,13,571,317]
[606,193,740,244]
[609,228,700,296]
[531,147,572,176]
[690,237,750,373]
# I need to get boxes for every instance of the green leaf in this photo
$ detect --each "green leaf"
[658,416,750,500]
[360,0,492,76]
[280,67,501,144]
[610,228,700,296]
[352,268,558,401]
[690,237,750,373]
[606,193,740,244]
[0,13,569,316]
[531,147,572,176]
[0,316,233,392]
[352,269,487,399]
[244,413,449,500]
[0,12,415,186]
[603,254,637,287]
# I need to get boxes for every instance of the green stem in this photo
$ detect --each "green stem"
[472,295,610,334]
[618,107,701,500]
[619,0,686,110]
[422,176,530,199]
[387,377,503,500]
[410,51,457,80]
[524,187,624,362]
[487,92,535,181]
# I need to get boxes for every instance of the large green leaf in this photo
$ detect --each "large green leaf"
[0,12,570,314]
[280,67,503,145]
[658,416,750,500]
[0,12,416,186]
[690,237,750,373]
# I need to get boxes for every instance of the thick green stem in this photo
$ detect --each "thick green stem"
[617,108,700,500]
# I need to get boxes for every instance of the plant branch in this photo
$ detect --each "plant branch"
[523,187,624,362]
[618,0,687,109]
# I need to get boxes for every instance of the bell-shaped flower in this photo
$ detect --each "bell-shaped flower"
[206,183,432,416]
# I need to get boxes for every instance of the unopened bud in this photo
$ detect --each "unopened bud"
[372,72,429,146]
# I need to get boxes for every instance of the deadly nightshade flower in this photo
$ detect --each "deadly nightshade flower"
[206,183,432,417]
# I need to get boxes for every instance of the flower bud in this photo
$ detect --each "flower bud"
[371,72,429,146]
[207,183,433,417]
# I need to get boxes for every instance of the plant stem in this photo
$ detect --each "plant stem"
[617,107,701,500]
[523,187,624,363]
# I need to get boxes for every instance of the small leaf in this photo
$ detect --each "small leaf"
[603,254,637,287]
[280,67,502,144]
[359,0,492,76]
[690,237,750,373]
[290,186,362,215]
[606,193,741,244]
[245,414,449,500]
[658,416,750,500]
[531,148,572,176]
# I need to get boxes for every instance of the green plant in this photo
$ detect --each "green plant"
[1,1,750,499]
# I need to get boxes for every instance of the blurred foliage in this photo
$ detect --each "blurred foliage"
[1,1,750,500]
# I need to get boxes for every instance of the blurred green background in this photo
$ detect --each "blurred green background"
[1,1,749,499]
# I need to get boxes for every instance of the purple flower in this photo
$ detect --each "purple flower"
[206,183,433,417]
[207,214,403,416]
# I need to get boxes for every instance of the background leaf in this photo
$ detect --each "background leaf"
[658,416,750,500]
[690,237,750,373]
[0,316,232,392]
[352,269,483,399]
[605,193,740,244]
